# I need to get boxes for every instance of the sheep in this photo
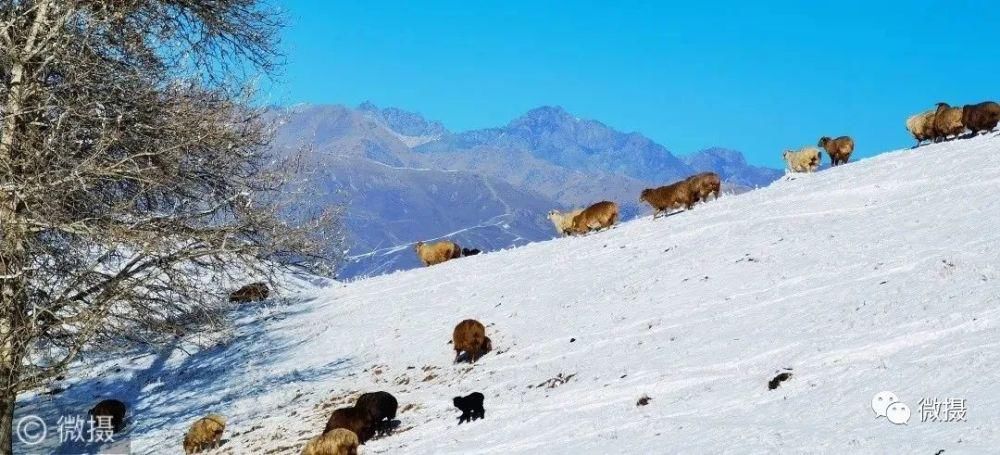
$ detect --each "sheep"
[906,109,937,146]
[88,399,127,433]
[817,136,855,166]
[640,181,696,218]
[229,282,269,303]
[452,319,491,363]
[413,240,461,267]
[781,147,822,173]
[183,414,226,454]
[566,201,619,235]
[301,429,359,455]
[932,102,965,142]
[355,391,398,437]
[961,101,1000,136]
[453,392,485,424]
[461,248,481,256]
[546,208,584,237]
[684,172,722,202]
[324,406,375,444]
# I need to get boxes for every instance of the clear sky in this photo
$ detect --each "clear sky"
[271,0,999,168]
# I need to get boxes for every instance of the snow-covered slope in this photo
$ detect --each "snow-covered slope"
[17,134,1000,454]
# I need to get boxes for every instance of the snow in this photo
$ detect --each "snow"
[16,133,1000,454]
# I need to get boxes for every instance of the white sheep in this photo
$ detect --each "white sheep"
[301,429,359,455]
[413,240,461,267]
[906,109,936,146]
[782,147,822,173]
[546,208,584,237]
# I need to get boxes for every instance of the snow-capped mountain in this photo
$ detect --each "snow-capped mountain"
[19,132,999,454]
[270,104,782,279]
[269,105,555,278]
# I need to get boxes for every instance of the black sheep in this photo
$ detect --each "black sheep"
[462,248,481,257]
[355,391,398,437]
[453,392,485,424]
[89,399,127,433]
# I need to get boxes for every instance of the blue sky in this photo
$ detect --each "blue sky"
[272,0,999,168]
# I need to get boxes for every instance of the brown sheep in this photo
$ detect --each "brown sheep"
[89,399,127,433]
[452,319,491,363]
[684,172,722,202]
[932,102,965,142]
[640,181,696,218]
[817,136,855,166]
[183,414,226,454]
[355,391,398,436]
[229,282,269,303]
[302,429,359,455]
[566,201,618,235]
[906,109,937,147]
[324,406,375,444]
[961,101,1000,136]
[413,240,461,267]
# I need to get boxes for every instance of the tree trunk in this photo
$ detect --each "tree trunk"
[0,173,28,455]
[0,384,17,455]
[0,217,26,455]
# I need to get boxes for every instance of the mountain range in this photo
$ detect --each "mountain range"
[269,103,782,278]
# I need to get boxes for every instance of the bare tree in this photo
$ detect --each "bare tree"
[0,2,339,451]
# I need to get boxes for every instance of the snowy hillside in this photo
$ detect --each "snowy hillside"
[16,134,1000,454]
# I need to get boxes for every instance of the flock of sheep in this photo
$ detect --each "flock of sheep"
[782,100,999,175]
[413,100,1000,268]
[81,309,492,454]
[414,171,723,269]
[73,99,999,455]
[301,319,492,454]
[782,136,855,173]
[411,170,722,270]
[906,100,1000,146]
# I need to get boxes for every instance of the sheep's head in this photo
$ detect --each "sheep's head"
[413,241,424,252]
[639,188,652,202]
[817,137,830,147]
[782,151,791,161]
[935,102,951,111]
[183,434,196,454]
